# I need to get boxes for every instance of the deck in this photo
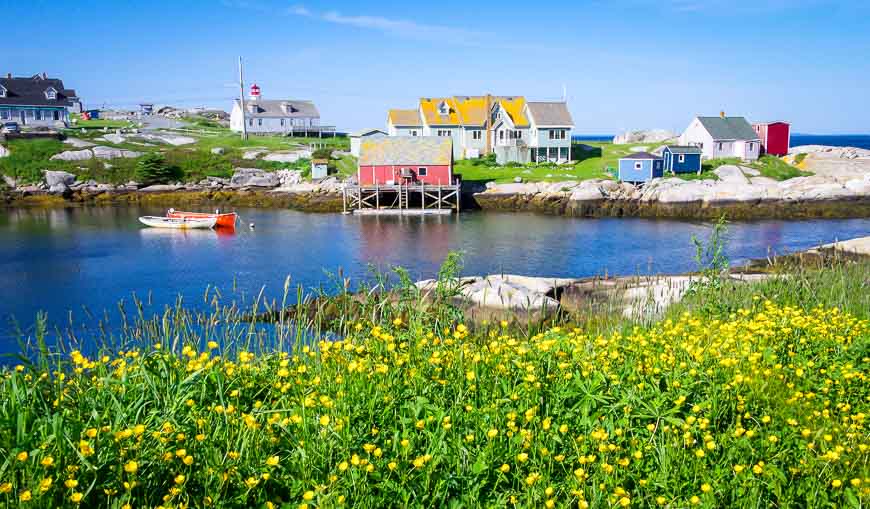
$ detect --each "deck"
[342,183,461,214]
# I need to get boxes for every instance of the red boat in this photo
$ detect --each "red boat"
[167,209,238,229]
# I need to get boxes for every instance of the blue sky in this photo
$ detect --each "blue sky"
[4,0,869,133]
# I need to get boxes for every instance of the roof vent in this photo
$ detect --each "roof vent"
[720,110,725,118]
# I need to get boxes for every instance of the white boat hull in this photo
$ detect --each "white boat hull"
[138,216,217,229]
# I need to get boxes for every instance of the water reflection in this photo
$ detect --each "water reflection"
[0,206,868,349]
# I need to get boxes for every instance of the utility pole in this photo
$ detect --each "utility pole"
[238,56,248,141]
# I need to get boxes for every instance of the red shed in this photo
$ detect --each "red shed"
[752,121,790,156]
[358,136,454,186]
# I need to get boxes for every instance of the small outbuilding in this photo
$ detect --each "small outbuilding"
[311,159,329,179]
[662,145,702,174]
[358,136,453,186]
[350,128,387,157]
[618,152,663,184]
[752,121,790,156]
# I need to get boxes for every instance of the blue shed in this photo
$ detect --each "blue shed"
[618,152,664,184]
[662,145,702,174]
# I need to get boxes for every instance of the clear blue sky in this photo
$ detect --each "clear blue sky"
[4,0,868,134]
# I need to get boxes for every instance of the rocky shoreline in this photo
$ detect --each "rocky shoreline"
[475,146,870,219]
[3,145,870,219]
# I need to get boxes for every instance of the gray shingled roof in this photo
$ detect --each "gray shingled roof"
[620,152,661,160]
[526,101,574,127]
[349,128,387,138]
[697,116,759,141]
[0,75,78,107]
[664,145,702,155]
[359,137,452,166]
[235,99,319,119]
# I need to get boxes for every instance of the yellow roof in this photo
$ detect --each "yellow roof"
[452,96,488,126]
[498,97,529,127]
[419,97,461,126]
[388,109,421,127]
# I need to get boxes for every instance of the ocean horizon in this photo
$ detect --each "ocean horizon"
[573,134,870,150]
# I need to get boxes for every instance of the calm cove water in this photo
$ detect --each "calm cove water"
[1,206,869,351]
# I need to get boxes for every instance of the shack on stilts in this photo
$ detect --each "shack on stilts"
[343,137,461,215]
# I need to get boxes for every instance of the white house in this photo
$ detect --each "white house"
[385,95,574,163]
[678,114,761,161]
[349,128,387,157]
[230,84,333,136]
[386,109,422,137]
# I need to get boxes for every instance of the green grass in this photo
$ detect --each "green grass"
[674,155,811,182]
[455,142,643,184]
[0,127,350,185]
[0,252,868,508]
[68,113,134,129]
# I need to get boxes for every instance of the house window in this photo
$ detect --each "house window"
[280,119,285,126]
[35,110,42,120]
[258,119,263,126]
[0,109,7,120]
[499,130,504,140]
[634,162,643,170]
[437,130,451,137]
[45,88,57,100]
[53,110,60,121]
[717,142,723,151]
[248,119,253,126]
[0,86,5,98]
[548,129,565,140]
[748,142,754,150]
[678,154,685,163]
[472,130,482,141]
[410,130,418,136]
[418,167,428,176]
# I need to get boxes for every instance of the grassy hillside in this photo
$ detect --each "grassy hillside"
[0,127,350,185]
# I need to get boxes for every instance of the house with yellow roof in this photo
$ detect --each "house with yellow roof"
[384,95,574,163]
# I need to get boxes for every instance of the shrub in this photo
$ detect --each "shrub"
[134,153,178,185]
[312,147,333,160]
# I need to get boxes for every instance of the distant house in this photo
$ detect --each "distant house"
[385,95,573,163]
[139,103,154,116]
[349,128,387,157]
[386,109,422,137]
[662,145,703,174]
[618,152,664,184]
[752,121,790,156]
[230,83,334,136]
[0,72,79,127]
[678,114,760,161]
[358,137,453,186]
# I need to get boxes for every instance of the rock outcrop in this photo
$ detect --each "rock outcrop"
[613,129,676,145]
[475,152,870,219]
[44,170,76,194]
[230,168,280,187]
[92,146,142,159]
[64,137,96,148]
[51,149,94,161]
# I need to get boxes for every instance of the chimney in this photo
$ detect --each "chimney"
[42,72,47,79]
[5,73,10,79]
[720,110,725,118]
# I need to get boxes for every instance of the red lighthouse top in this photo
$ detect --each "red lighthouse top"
[250,83,260,97]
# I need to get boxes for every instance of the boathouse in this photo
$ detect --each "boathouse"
[344,136,460,214]
[752,121,790,156]
[662,145,702,174]
[358,136,453,186]
[618,152,663,184]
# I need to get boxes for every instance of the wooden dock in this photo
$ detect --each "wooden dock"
[342,183,461,214]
